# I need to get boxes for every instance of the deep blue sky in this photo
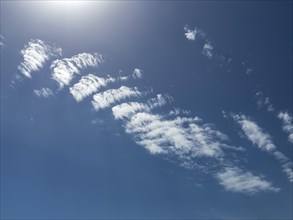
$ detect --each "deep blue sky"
[1,1,292,219]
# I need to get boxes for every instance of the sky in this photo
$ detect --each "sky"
[0,1,292,219]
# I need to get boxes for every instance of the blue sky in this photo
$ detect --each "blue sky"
[1,1,292,219]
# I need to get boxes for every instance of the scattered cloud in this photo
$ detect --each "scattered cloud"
[51,52,103,88]
[112,94,172,120]
[113,98,239,163]
[254,91,274,112]
[91,118,104,125]
[123,112,228,157]
[0,34,4,47]
[202,41,214,59]
[245,67,254,75]
[70,74,116,102]
[232,113,276,152]
[33,88,54,98]
[132,68,143,79]
[281,162,293,182]
[183,25,205,41]
[278,111,293,144]
[216,167,280,194]
[18,39,62,78]
[231,113,293,182]
[14,38,289,194]
[92,86,143,111]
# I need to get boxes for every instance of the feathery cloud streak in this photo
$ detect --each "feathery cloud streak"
[0,34,4,47]
[18,39,62,78]
[132,68,143,79]
[70,74,116,102]
[113,100,278,193]
[278,111,293,144]
[51,52,103,88]
[232,113,276,152]
[112,94,172,120]
[33,88,54,98]
[255,91,274,112]
[92,86,143,111]
[232,113,293,182]
[216,167,280,194]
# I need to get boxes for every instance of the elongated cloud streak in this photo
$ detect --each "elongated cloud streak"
[216,167,279,194]
[18,39,62,78]
[202,41,214,59]
[232,113,276,152]
[123,112,228,157]
[33,88,53,98]
[92,86,143,111]
[112,94,172,120]
[113,98,232,160]
[0,34,4,48]
[70,74,116,102]
[278,111,293,144]
[232,113,293,182]
[51,52,103,88]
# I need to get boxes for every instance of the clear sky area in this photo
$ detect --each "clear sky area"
[1,1,292,219]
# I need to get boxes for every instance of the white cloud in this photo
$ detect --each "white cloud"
[112,94,172,120]
[33,88,53,98]
[0,34,4,47]
[232,113,276,152]
[112,102,150,120]
[168,108,190,117]
[232,113,293,182]
[132,68,143,79]
[183,25,205,41]
[18,39,62,78]
[202,41,214,59]
[245,67,254,75]
[216,167,280,194]
[122,111,229,159]
[278,111,293,144]
[92,86,143,111]
[281,162,293,182]
[184,26,197,41]
[273,151,289,163]
[51,52,103,88]
[69,74,116,102]
[255,92,274,112]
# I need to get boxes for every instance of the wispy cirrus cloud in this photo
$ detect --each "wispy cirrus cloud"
[183,25,205,41]
[0,34,4,48]
[202,41,214,59]
[231,113,276,152]
[122,111,228,157]
[112,97,241,164]
[18,39,62,78]
[278,111,293,144]
[15,39,285,194]
[33,87,54,98]
[51,52,103,88]
[112,99,276,194]
[70,68,144,103]
[132,68,143,79]
[112,94,172,120]
[70,74,116,102]
[254,91,274,112]
[92,86,143,111]
[216,167,280,194]
[231,113,293,182]
[184,25,256,75]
